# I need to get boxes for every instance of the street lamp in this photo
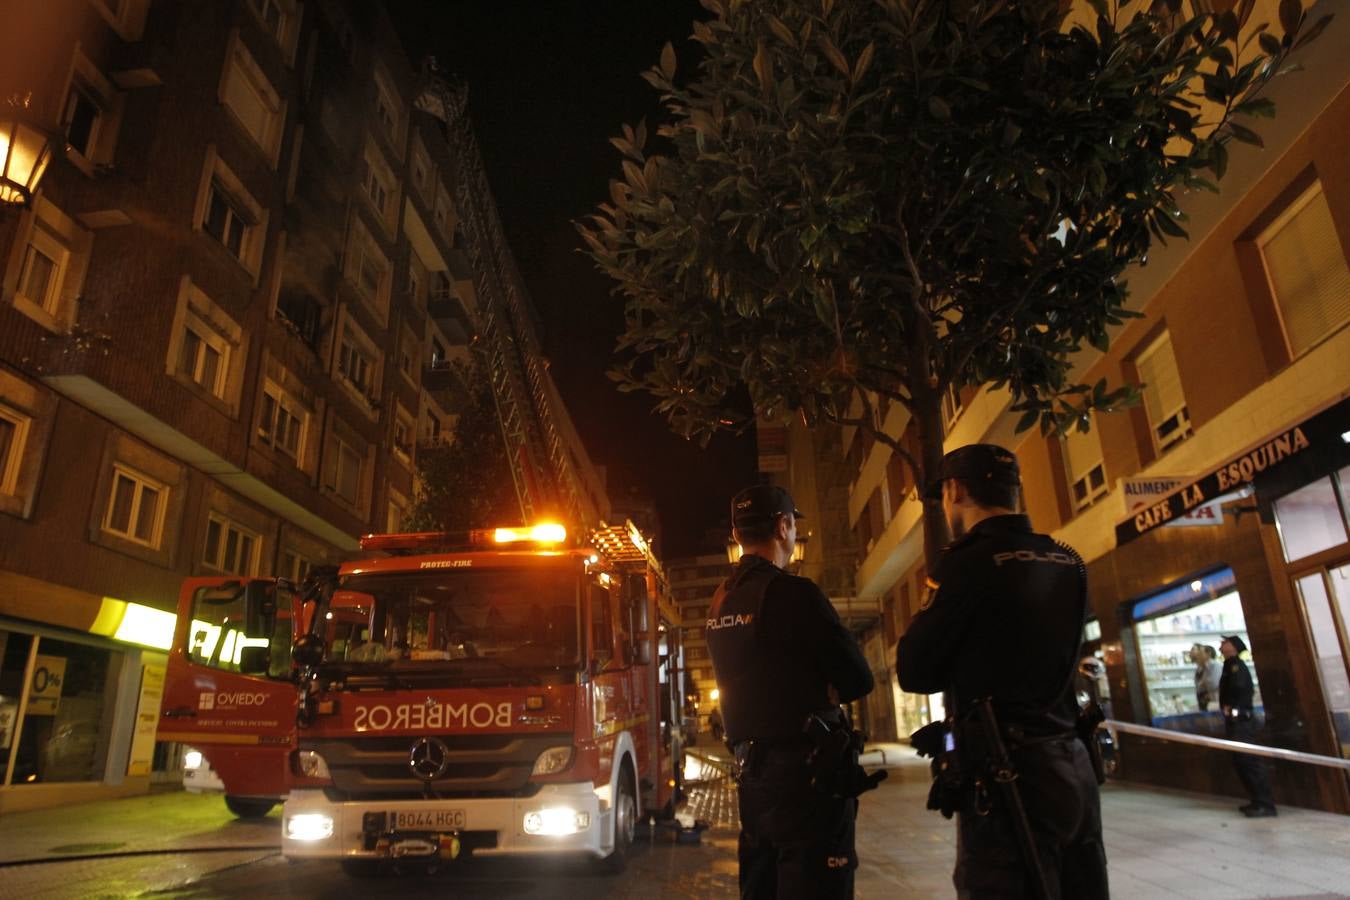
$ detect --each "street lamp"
[1,98,60,210]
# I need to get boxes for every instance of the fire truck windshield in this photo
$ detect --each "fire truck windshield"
[319,568,580,675]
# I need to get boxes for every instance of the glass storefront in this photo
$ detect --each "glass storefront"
[0,628,123,787]
[1276,465,1350,759]
[1127,567,1259,731]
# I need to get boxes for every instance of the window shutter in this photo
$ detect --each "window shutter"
[1260,184,1350,357]
[1137,332,1186,425]
[1062,416,1102,481]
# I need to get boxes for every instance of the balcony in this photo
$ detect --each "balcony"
[428,284,471,344]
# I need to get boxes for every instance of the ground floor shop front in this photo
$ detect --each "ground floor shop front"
[1093,396,1350,813]
[0,571,180,813]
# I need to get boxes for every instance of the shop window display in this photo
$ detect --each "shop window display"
[1127,567,1259,731]
[8,636,121,785]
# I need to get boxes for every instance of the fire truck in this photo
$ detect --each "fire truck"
[159,520,687,873]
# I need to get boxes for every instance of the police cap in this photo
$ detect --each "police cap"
[731,484,804,528]
[1222,634,1247,654]
[923,444,1021,500]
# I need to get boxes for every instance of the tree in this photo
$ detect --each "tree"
[407,361,521,532]
[580,0,1330,563]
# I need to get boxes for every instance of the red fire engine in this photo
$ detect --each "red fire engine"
[159,520,686,873]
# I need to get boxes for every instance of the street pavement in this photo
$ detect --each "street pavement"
[0,746,1348,898]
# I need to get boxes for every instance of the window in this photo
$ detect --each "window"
[203,513,260,575]
[247,0,296,48]
[434,186,453,237]
[1258,182,1350,358]
[180,312,230,398]
[360,145,397,230]
[219,36,285,163]
[102,464,166,547]
[386,495,407,534]
[410,139,432,200]
[168,278,245,412]
[424,410,442,444]
[393,405,414,462]
[429,271,451,304]
[940,383,965,431]
[5,198,91,331]
[323,433,364,506]
[1063,417,1108,512]
[1136,331,1192,454]
[337,322,378,401]
[430,337,449,370]
[194,148,267,278]
[187,585,271,673]
[0,406,31,497]
[204,182,250,258]
[345,219,390,320]
[276,290,322,348]
[258,382,306,459]
[591,585,614,667]
[60,52,124,173]
[64,85,100,159]
[373,71,402,149]
[281,549,311,583]
[398,329,418,383]
[408,251,428,307]
[15,223,68,319]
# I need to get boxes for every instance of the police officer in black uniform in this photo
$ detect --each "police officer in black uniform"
[896,445,1108,900]
[707,485,874,900]
[1219,634,1276,817]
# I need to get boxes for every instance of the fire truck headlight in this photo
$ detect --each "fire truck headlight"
[294,750,331,779]
[285,813,334,842]
[523,806,589,836]
[183,749,204,771]
[530,746,574,776]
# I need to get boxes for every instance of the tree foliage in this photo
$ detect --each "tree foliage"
[407,361,521,532]
[580,0,1328,558]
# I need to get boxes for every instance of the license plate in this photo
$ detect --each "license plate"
[392,809,466,831]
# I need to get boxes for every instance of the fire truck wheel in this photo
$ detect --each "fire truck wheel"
[598,765,637,874]
[223,795,276,819]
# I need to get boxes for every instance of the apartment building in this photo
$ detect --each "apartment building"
[666,553,730,739]
[0,0,481,811]
[772,6,1350,812]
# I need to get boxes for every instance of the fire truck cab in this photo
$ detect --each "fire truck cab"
[163,521,685,873]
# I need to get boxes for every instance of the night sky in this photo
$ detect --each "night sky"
[390,2,756,559]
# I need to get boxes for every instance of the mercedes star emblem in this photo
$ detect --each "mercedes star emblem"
[408,736,451,783]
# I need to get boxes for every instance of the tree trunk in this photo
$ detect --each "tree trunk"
[913,392,951,572]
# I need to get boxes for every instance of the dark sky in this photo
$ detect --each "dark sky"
[390,2,756,559]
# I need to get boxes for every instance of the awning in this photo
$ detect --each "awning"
[1115,395,1350,547]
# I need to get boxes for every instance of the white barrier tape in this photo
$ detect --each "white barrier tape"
[1104,719,1350,771]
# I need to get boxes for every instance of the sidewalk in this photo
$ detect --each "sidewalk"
[689,742,1350,899]
[0,789,279,865]
[1,750,1348,898]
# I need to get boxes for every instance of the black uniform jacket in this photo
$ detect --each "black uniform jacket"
[1219,656,1256,712]
[707,554,873,746]
[896,515,1085,736]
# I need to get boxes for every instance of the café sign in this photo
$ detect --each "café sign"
[1115,397,1348,547]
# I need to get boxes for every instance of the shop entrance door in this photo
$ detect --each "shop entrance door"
[1292,561,1350,757]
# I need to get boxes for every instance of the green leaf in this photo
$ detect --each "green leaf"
[660,42,677,81]
[1227,122,1264,147]
[1211,141,1229,179]
[818,35,851,77]
[928,95,951,121]
[1294,14,1334,50]
[1257,30,1282,56]
[1015,408,1040,433]
[1278,0,1302,37]
[852,42,876,83]
[1235,97,1276,118]
[753,41,773,92]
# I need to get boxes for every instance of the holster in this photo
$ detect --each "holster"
[1075,700,1107,785]
[804,711,887,799]
[911,720,962,818]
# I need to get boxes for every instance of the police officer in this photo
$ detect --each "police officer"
[1219,634,1276,817]
[896,444,1108,900]
[707,484,874,900]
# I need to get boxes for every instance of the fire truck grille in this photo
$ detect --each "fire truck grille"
[302,734,563,800]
